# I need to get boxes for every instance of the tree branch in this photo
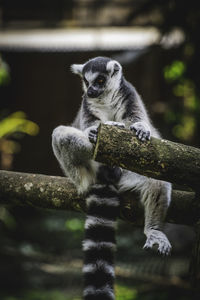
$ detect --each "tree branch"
[93,124,200,190]
[0,170,199,226]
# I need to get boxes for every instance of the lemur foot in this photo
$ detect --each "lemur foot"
[143,229,171,256]
[104,121,125,128]
[130,122,151,141]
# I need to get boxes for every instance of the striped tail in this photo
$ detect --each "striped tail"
[82,184,120,300]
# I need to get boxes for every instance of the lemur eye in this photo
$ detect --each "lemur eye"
[96,76,105,85]
[83,78,89,87]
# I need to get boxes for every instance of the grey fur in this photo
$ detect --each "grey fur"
[52,56,172,255]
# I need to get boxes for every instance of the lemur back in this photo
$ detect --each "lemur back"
[52,56,172,300]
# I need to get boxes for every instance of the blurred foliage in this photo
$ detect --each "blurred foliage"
[0,290,81,300]
[0,56,39,169]
[0,206,16,230]
[65,218,84,232]
[0,111,39,170]
[116,284,137,300]
[126,0,200,145]
[1,291,60,300]
[164,60,186,82]
[0,284,137,300]
[163,60,199,142]
[0,55,10,86]
[0,111,39,138]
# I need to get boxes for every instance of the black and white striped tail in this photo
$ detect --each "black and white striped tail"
[83,184,120,300]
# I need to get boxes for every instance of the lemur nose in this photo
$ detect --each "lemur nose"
[87,87,98,98]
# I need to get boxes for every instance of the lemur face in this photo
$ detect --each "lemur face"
[71,57,122,99]
[83,70,108,98]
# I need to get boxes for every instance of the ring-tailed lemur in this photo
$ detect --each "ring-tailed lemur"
[52,56,172,300]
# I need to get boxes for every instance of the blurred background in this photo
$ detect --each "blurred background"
[0,1,199,299]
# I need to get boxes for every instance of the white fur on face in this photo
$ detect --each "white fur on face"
[82,71,99,93]
[84,71,99,84]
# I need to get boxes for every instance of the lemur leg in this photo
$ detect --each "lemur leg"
[141,179,172,255]
[118,172,171,255]
[52,125,96,194]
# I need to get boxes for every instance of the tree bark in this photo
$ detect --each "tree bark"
[93,124,200,190]
[0,170,199,226]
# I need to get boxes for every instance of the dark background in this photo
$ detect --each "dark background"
[0,1,199,300]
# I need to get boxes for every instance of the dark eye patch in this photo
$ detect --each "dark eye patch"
[95,75,106,85]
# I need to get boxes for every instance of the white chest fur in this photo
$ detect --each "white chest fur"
[87,94,125,123]
[91,102,114,122]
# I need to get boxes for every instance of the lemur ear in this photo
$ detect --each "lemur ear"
[71,64,84,76]
[106,60,122,77]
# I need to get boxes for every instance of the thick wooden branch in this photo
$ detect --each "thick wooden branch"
[93,124,200,190]
[0,170,199,226]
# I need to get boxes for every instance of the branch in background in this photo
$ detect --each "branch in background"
[93,124,200,190]
[0,170,199,226]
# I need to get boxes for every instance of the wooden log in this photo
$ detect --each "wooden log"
[0,170,199,226]
[93,124,200,190]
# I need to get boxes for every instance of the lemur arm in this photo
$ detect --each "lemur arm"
[121,92,157,141]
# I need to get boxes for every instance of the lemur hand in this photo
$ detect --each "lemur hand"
[84,126,98,144]
[87,122,126,144]
[130,122,151,141]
